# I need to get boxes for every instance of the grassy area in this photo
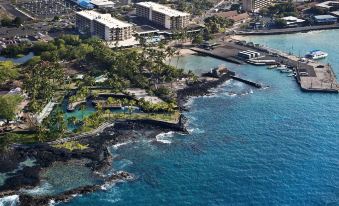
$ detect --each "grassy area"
[0,133,38,145]
[102,111,180,123]
[53,141,89,151]
[75,111,180,134]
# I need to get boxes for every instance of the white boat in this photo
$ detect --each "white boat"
[280,69,293,73]
[305,50,328,60]
[277,65,287,70]
[267,65,278,69]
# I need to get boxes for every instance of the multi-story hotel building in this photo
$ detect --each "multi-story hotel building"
[242,0,273,12]
[136,2,190,30]
[76,10,133,41]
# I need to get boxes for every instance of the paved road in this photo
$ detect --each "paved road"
[1,3,32,21]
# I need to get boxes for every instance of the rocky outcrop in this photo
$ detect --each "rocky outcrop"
[177,74,232,110]
[18,171,133,206]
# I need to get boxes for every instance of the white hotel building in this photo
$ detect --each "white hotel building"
[136,2,190,30]
[242,0,273,12]
[76,10,133,41]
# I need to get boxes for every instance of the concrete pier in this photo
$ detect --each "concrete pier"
[260,46,339,93]
[230,76,262,88]
[201,40,339,93]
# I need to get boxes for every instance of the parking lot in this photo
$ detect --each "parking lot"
[17,0,79,19]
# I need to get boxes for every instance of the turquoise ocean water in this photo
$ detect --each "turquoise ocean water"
[57,30,338,205]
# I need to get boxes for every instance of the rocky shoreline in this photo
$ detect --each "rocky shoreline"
[177,74,232,111]
[0,118,187,205]
[0,72,231,206]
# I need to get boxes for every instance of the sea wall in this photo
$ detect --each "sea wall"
[236,24,339,35]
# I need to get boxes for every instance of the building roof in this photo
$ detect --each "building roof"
[76,10,132,28]
[76,10,108,20]
[330,11,339,16]
[135,25,159,34]
[316,1,339,9]
[314,14,337,19]
[136,2,189,17]
[214,11,249,22]
[214,11,238,18]
[95,16,132,28]
[90,0,115,6]
[281,16,305,24]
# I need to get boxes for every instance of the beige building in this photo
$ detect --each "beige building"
[136,2,190,30]
[242,0,273,12]
[76,10,133,41]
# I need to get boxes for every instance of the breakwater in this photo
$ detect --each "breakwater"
[230,76,262,88]
[236,24,339,35]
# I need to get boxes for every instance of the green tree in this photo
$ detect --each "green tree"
[0,61,18,84]
[192,34,204,45]
[0,94,23,124]
[13,17,23,27]
[1,17,12,27]
[275,18,287,28]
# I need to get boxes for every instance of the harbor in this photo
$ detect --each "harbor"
[191,39,339,93]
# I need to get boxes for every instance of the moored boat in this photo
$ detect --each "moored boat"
[305,50,328,60]
[267,65,278,69]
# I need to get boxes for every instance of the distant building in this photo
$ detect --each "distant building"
[330,11,339,17]
[214,11,250,23]
[313,15,338,24]
[315,1,339,12]
[90,0,115,8]
[135,2,190,30]
[281,16,305,27]
[70,0,115,9]
[238,50,261,59]
[242,0,273,12]
[76,10,134,41]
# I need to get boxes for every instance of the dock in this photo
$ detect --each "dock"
[201,40,339,93]
[230,76,262,88]
[191,47,243,64]
[259,45,339,93]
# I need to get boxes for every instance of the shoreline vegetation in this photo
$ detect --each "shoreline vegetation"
[0,74,233,205]
[2,20,337,205]
[1,30,338,204]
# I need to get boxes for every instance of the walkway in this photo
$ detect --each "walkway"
[48,122,114,145]
[36,101,56,124]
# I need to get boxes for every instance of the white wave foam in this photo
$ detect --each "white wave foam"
[112,141,132,149]
[101,182,116,190]
[0,195,19,206]
[155,132,175,144]
[224,91,237,97]
[48,200,56,206]
[183,96,197,108]
[20,181,53,196]
[187,127,205,134]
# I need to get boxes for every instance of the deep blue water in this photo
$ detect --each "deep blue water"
[60,31,339,206]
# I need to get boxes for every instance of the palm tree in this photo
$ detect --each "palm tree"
[80,104,86,120]
[67,116,78,127]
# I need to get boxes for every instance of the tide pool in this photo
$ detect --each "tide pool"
[61,31,339,206]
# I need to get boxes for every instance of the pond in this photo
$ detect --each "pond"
[0,52,34,64]
[20,159,104,196]
[61,100,142,131]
